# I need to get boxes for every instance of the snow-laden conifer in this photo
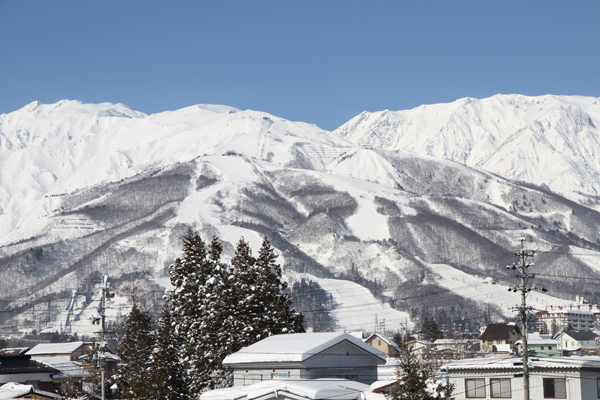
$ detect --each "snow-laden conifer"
[389,332,454,400]
[168,229,212,396]
[165,231,306,396]
[249,237,304,338]
[186,236,237,394]
[117,303,155,399]
[148,290,189,400]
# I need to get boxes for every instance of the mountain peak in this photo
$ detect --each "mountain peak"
[334,94,600,198]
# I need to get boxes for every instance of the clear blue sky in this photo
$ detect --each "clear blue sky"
[1,1,599,131]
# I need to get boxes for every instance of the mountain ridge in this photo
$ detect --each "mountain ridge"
[334,94,600,199]
[1,95,600,337]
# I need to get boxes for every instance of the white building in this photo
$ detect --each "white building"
[536,297,600,333]
[222,332,387,387]
[554,330,600,356]
[443,356,600,400]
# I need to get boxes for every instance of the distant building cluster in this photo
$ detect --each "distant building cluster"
[536,297,600,333]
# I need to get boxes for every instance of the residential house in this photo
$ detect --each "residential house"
[432,338,479,360]
[0,348,58,393]
[554,330,600,356]
[479,323,521,353]
[365,333,401,358]
[443,356,600,400]
[34,356,90,396]
[222,332,387,387]
[407,340,432,360]
[515,333,559,358]
[26,342,93,361]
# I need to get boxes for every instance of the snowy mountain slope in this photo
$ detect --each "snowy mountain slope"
[2,99,600,337]
[334,94,600,199]
[0,100,351,243]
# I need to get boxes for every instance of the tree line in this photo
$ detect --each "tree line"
[116,230,304,399]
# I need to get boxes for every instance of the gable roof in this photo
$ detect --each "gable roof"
[515,334,558,346]
[480,323,521,341]
[223,332,386,365]
[365,333,401,353]
[0,382,61,400]
[26,341,88,356]
[558,330,599,341]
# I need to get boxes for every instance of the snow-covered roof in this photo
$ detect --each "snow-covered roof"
[26,341,87,355]
[365,333,401,353]
[34,357,91,379]
[444,356,600,371]
[434,339,470,344]
[0,382,32,399]
[223,332,386,365]
[0,382,61,399]
[515,334,558,346]
[493,344,512,353]
[200,378,386,400]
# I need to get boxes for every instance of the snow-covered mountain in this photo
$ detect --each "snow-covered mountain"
[335,95,600,199]
[1,96,599,338]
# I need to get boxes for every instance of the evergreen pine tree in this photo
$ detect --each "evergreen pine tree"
[117,303,155,399]
[421,318,441,343]
[230,238,261,348]
[148,290,188,400]
[187,236,237,394]
[252,237,304,337]
[388,332,454,400]
[169,229,211,397]
[165,231,307,396]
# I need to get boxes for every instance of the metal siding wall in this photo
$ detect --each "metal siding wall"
[233,368,302,387]
[529,371,581,400]
[580,371,600,400]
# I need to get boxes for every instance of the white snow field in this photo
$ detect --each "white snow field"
[318,278,413,332]
[3,95,600,337]
[335,94,600,200]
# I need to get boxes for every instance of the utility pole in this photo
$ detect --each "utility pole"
[507,238,547,400]
[93,275,115,400]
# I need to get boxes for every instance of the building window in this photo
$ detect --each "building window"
[271,372,289,379]
[543,378,566,398]
[334,374,359,380]
[244,375,262,386]
[490,378,511,398]
[466,379,486,398]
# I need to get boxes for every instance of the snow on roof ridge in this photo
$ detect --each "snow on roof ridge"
[26,341,87,355]
[366,333,401,352]
[223,332,386,365]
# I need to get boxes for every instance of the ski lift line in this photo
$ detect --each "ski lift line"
[0,272,567,311]
[0,268,584,308]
